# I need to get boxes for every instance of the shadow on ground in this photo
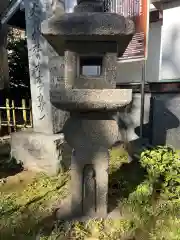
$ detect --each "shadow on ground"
[0,137,23,180]
[108,157,146,213]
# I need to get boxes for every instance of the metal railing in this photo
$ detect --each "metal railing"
[0,98,33,136]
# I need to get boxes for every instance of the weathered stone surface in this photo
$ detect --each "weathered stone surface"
[11,130,64,176]
[64,50,77,88]
[151,94,180,148]
[41,12,134,55]
[64,52,117,89]
[42,13,133,36]
[51,89,132,111]
[63,117,119,148]
[62,117,119,219]
[74,1,104,12]
[18,0,68,176]
[24,0,68,134]
[70,147,109,218]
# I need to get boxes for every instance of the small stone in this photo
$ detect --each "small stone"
[0,178,7,184]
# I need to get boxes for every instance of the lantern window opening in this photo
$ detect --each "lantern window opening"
[78,56,103,77]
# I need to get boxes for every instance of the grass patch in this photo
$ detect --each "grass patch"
[0,146,180,239]
[0,171,69,239]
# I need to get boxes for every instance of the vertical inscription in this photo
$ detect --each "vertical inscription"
[28,0,46,120]
[82,164,96,215]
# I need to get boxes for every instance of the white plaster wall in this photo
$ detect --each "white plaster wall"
[146,20,162,82]
[65,0,77,12]
[116,59,143,83]
[160,1,180,80]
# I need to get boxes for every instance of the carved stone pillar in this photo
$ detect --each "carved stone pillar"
[11,0,67,176]
[63,116,119,218]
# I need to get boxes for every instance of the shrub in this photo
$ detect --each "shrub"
[140,146,180,200]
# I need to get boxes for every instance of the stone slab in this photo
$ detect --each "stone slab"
[51,89,132,112]
[42,13,134,36]
[11,129,64,176]
[41,13,134,55]
[151,93,180,148]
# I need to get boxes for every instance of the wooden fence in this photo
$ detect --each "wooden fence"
[0,98,33,136]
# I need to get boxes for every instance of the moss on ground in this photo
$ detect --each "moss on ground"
[0,146,180,240]
[0,171,69,239]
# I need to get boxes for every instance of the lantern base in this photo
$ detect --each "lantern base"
[55,197,122,221]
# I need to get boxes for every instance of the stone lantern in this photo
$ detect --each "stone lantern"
[42,0,135,220]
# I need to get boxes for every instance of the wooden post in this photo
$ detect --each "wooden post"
[29,99,33,127]
[12,100,17,132]
[22,99,27,127]
[6,98,11,134]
